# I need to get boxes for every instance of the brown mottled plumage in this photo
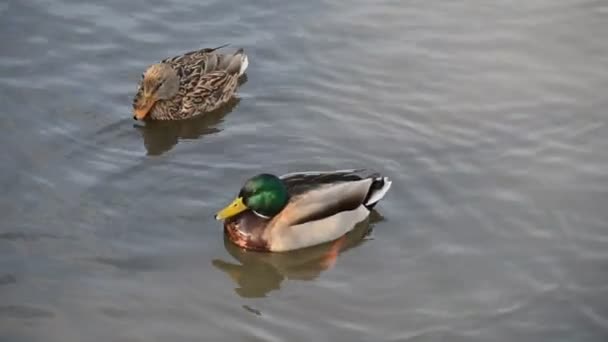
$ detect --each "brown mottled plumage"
[132,45,248,121]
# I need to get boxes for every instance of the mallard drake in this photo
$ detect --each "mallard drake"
[132,44,248,121]
[215,169,392,252]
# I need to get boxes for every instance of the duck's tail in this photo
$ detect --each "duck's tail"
[364,176,392,209]
[223,48,249,77]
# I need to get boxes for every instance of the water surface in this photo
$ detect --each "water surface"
[1,0,608,341]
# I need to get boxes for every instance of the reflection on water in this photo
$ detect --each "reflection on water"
[213,211,383,298]
[134,97,240,156]
[0,305,55,320]
[0,274,17,286]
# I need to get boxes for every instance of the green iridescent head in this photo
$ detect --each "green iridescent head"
[215,174,289,220]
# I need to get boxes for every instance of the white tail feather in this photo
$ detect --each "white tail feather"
[365,177,392,206]
[239,54,249,76]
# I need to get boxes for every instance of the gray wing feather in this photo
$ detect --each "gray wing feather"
[271,170,377,228]
[280,169,379,197]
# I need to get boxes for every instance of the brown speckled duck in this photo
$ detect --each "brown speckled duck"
[132,44,248,121]
[215,169,392,252]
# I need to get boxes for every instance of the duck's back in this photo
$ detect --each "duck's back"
[150,46,248,120]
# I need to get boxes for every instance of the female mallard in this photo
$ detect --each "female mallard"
[132,44,248,121]
[215,169,392,252]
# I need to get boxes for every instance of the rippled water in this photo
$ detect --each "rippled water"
[2,0,608,341]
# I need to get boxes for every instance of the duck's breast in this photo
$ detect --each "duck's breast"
[224,211,270,251]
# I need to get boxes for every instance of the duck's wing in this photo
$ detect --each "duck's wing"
[162,46,248,78]
[280,169,377,197]
[177,71,239,116]
[266,170,391,252]
[175,49,248,117]
[276,169,390,226]
[160,44,228,68]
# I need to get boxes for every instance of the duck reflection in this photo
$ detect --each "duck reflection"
[212,211,384,298]
[134,97,240,156]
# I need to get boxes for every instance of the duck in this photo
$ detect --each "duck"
[215,169,392,252]
[132,44,248,121]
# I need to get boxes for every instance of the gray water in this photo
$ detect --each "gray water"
[1,0,608,341]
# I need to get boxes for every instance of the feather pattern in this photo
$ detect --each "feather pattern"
[133,45,248,120]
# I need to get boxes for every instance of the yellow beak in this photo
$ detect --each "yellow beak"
[133,95,157,120]
[215,197,248,221]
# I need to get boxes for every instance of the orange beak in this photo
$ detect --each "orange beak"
[133,95,157,120]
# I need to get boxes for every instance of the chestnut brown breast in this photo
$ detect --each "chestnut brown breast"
[223,211,270,251]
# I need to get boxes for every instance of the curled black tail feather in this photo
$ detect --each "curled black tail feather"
[364,177,391,209]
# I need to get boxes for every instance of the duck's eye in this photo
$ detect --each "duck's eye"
[153,80,164,92]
